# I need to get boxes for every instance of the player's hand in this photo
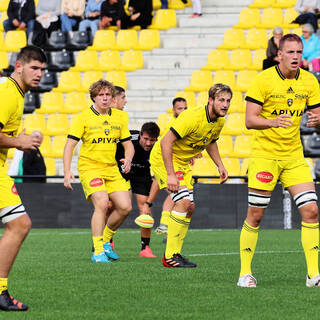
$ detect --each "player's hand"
[218,165,228,184]
[167,174,179,193]
[270,114,292,128]
[306,111,320,128]
[142,203,152,215]
[120,158,131,174]
[64,171,75,190]
[16,129,41,152]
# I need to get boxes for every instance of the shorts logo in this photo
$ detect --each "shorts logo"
[256,171,274,183]
[11,184,18,195]
[175,171,184,181]
[89,178,103,187]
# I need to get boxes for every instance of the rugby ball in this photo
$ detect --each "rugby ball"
[135,214,154,228]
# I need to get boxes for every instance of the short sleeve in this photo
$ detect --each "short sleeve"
[245,73,264,106]
[0,91,16,129]
[68,113,84,141]
[119,115,131,142]
[307,75,320,110]
[170,110,196,140]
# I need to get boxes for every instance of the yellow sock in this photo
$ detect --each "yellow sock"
[177,217,191,254]
[160,210,170,225]
[301,222,319,278]
[92,236,104,255]
[165,211,187,259]
[240,221,259,276]
[103,225,116,243]
[0,278,8,294]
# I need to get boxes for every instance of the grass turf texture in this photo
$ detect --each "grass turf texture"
[1,228,319,320]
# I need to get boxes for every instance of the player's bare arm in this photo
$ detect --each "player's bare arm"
[306,109,320,129]
[120,140,134,174]
[0,128,40,151]
[63,138,78,190]
[206,142,228,184]
[246,101,293,130]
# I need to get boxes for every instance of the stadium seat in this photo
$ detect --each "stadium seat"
[115,30,138,50]
[105,71,127,89]
[249,0,275,8]
[149,9,177,29]
[48,50,75,72]
[119,50,144,71]
[152,0,162,10]
[0,51,8,70]
[0,12,7,32]
[51,135,67,158]
[232,135,252,158]
[217,29,245,50]
[201,49,229,71]
[240,29,268,50]
[234,8,260,29]
[36,91,64,114]
[135,29,160,50]
[53,71,81,93]
[24,92,40,113]
[46,114,69,136]
[0,0,9,12]
[221,113,247,135]
[63,92,87,114]
[4,30,26,52]
[256,8,283,29]
[192,157,219,183]
[35,70,58,92]
[67,30,92,50]
[80,71,104,92]
[39,136,53,158]
[228,91,245,113]
[235,70,258,92]
[292,27,302,36]
[197,91,208,107]
[7,147,15,159]
[240,158,249,176]
[304,135,320,157]
[272,0,296,8]
[48,31,68,50]
[282,8,299,28]
[168,0,186,9]
[222,158,241,177]
[213,71,235,89]
[44,157,56,176]
[174,91,196,108]
[71,50,99,72]
[248,49,266,71]
[225,49,251,71]
[185,70,213,92]
[87,30,116,51]
[0,33,5,49]
[157,113,172,134]
[24,114,46,135]
[216,135,234,158]
[300,112,317,135]
[97,50,121,71]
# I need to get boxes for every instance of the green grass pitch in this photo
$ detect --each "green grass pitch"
[2,228,319,320]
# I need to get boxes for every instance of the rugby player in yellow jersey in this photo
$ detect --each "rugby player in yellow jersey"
[150,84,231,267]
[0,46,46,311]
[238,34,320,287]
[63,80,134,263]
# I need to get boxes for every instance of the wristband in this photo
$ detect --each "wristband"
[146,201,153,207]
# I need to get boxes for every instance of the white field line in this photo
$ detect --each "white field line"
[188,250,303,257]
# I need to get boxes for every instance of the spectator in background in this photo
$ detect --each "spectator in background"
[300,23,320,71]
[294,0,320,32]
[263,26,283,70]
[121,0,153,29]
[98,0,124,31]
[60,0,85,36]
[161,0,168,9]
[78,0,104,36]
[191,0,202,18]
[3,0,35,38]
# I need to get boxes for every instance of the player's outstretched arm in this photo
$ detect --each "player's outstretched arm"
[0,128,41,151]
[206,142,228,184]
[63,138,78,190]
[120,140,134,174]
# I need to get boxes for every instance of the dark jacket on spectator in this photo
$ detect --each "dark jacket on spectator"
[7,0,35,23]
[23,147,46,183]
[101,0,124,21]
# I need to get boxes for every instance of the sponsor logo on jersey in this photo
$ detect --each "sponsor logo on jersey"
[271,109,303,116]
[92,137,117,143]
[89,178,103,187]
[295,93,308,100]
[175,171,184,181]
[103,120,109,125]
[256,171,273,183]
[287,87,294,94]
[11,184,18,195]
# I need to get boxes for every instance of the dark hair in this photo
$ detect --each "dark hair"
[140,122,160,139]
[16,45,47,64]
[172,97,186,106]
[89,79,115,102]
[114,86,125,96]
[279,33,303,50]
[209,83,233,100]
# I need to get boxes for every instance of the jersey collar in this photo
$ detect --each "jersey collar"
[90,104,112,116]
[8,77,24,98]
[275,65,300,80]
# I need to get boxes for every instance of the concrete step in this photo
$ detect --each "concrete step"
[178,13,239,28]
[143,55,205,69]
[201,0,252,7]
[162,26,227,35]
[127,68,195,77]
[178,6,246,14]
[127,76,190,90]
[162,36,222,49]
[126,89,178,98]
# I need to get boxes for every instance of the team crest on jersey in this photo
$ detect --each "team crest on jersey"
[202,137,209,143]
[287,99,293,107]
[104,129,110,136]
[11,184,18,195]
[256,171,273,183]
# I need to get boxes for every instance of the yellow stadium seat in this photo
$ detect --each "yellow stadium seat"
[0,51,8,70]
[51,135,67,158]
[249,0,275,8]
[272,0,296,8]
[0,12,7,32]
[149,9,177,30]
[0,0,9,11]
[232,135,252,158]
[185,70,213,92]
[169,0,186,9]
[71,50,99,72]
[36,92,64,114]
[221,113,245,135]
[97,50,121,71]
[153,0,162,10]
[4,30,26,52]
[222,158,241,176]
[256,8,283,29]
[135,29,161,50]
[0,33,5,48]
[119,50,143,71]
[225,49,251,71]
[63,92,88,114]
[201,49,229,71]
[115,30,138,50]
[234,8,260,29]
[105,71,127,89]
[217,29,245,50]
[240,158,249,176]
[197,91,208,107]
[44,157,56,176]
[192,157,218,176]
[46,114,69,136]
[39,136,53,157]
[80,71,104,93]
[235,70,258,92]
[174,91,196,108]
[213,70,235,89]
[240,29,268,50]
[24,114,46,135]
[228,91,245,113]
[87,30,116,51]
[53,71,81,93]
[157,113,172,135]
[7,148,15,159]
[216,135,234,158]
[282,7,299,28]
[292,27,302,36]
[248,49,266,70]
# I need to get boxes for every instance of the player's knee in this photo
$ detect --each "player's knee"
[302,203,319,221]
[118,202,132,216]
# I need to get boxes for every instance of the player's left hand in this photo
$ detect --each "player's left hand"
[218,165,228,184]
[306,111,320,128]
[120,158,131,174]
[142,203,151,215]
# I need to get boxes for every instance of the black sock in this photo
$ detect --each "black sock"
[141,237,150,250]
